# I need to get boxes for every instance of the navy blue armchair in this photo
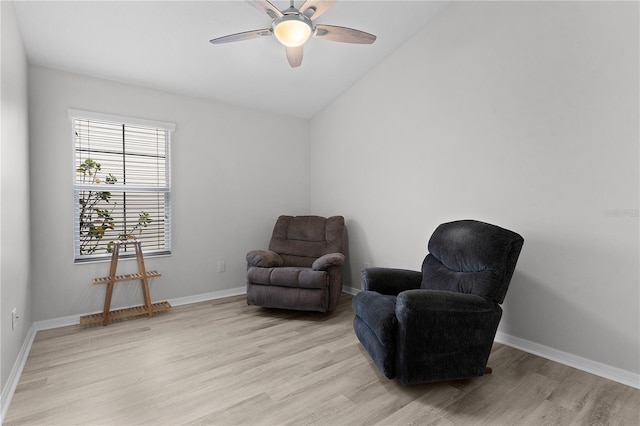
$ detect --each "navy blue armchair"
[352,220,524,385]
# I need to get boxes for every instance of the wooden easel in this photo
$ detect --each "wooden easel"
[79,240,170,326]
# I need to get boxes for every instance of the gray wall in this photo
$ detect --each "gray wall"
[28,66,311,321]
[310,1,639,375]
[1,0,32,401]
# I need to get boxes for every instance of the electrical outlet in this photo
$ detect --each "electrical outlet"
[11,308,18,330]
[217,261,225,273]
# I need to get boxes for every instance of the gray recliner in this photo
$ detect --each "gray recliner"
[246,215,345,312]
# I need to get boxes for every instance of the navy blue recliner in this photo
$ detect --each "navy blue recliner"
[352,220,524,385]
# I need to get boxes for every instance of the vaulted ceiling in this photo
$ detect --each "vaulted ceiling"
[14,1,449,118]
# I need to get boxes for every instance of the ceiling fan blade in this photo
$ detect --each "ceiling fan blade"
[209,29,272,44]
[314,24,376,44]
[286,45,303,68]
[246,0,283,19]
[299,0,337,20]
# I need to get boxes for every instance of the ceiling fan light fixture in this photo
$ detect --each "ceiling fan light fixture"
[273,14,313,47]
[211,0,377,67]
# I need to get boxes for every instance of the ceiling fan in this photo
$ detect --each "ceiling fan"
[209,0,376,68]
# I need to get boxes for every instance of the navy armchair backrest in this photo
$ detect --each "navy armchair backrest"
[420,220,524,304]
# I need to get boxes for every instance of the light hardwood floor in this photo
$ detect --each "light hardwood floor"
[4,294,639,425]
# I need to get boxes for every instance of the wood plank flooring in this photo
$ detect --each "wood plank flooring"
[4,294,639,425]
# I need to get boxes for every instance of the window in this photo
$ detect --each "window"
[69,109,174,262]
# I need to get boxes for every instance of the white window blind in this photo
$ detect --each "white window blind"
[69,109,174,262]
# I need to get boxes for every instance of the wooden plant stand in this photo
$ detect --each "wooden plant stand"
[80,240,171,326]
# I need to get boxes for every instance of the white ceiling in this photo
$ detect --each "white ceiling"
[14,0,449,119]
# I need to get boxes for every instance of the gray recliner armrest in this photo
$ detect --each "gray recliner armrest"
[312,253,345,271]
[246,250,284,268]
[361,267,422,296]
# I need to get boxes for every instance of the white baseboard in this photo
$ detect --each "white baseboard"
[35,313,84,331]
[167,286,246,307]
[1,323,37,423]
[495,331,639,389]
[33,286,247,332]
[342,285,360,296]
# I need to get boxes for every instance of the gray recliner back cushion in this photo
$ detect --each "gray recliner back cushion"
[269,215,345,267]
[421,220,524,304]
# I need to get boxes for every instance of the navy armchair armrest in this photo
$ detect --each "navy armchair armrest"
[361,267,422,296]
[394,289,502,385]
[396,289,498,315]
